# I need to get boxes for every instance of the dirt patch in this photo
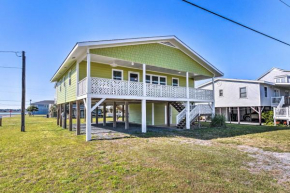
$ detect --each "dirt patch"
[170,138,214,146]
[237,145,290,184]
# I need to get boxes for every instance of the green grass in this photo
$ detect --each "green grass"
[0,116,289,192]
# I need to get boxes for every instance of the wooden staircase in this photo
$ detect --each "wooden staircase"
[170,102,195,129]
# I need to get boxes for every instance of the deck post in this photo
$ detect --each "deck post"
[103,103,106,126]
[63,103,67,129]
[122,105,125,122]
[167,102,170,127]
[59,104,62,127]
[85,96,91,141]
[258,106,262,125]
[95,107,98,125]
[76,100,81,135]
[125,101,129,129]
[69,102,73,131]
[152,103,154,125]
[57,104,60,126]
[143,64,146,97]
[186,101,190,129]
[142,99,147,133]
[113,101,117,128]
[237,107,240,124]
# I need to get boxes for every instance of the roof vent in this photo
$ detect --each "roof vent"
[160,41,176,48]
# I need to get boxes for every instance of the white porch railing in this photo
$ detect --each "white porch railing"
[78,77,214,100]
[176,104,212,125]
[271,96,284,107]
[274,107,290,118]
[78,77,87,96]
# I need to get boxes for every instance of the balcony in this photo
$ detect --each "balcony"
[78,77,214,101]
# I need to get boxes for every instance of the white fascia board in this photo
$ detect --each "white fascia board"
[198,78,275,88]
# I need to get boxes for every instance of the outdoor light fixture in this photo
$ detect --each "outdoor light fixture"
[178,71,181,74]
[110,61,118,67]
[131,62,134,65]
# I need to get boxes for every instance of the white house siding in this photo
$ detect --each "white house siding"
[202,80,261,107]
[259,68,289,82]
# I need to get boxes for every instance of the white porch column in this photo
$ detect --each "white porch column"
[186,101,190,129]
[86,96,91,141]
[211,77,215,117]
[186,72,189,99]
[125,101,129,129]
[143,64,146,97]
[142,99,147,133]
[103,103,106,126]
[113,102,117,128]
[86,50,91,94]
[152,103,154,125]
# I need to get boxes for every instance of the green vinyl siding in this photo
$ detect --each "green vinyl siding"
[79,62,194,87]
[55,63,77,104]
[154,103,166,125]
[129,103,152,125]
[90,43,213,77]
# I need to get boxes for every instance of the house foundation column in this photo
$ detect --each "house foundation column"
[152,103,154,125]
[113,102,117,128]
[63,103,67,129]
[60,104,62,127]
[237,107,240,124]
[76,100,81,135]
[122,105,125,122]
[167,102,170,127]
[69,102,73,131]
[95,107,98,125]
[103,103,106,126]
[142,99,147,133]
[125,101,129,129]
[57,104,60,126]
[86,96,91,141]
[258,106,262,126]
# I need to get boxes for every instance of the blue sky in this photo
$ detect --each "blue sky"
[0,0,290,109]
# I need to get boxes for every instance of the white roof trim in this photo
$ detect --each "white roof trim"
[198,78,275,88]
[257,67,287,80]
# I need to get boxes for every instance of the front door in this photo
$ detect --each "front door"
[285,90,290,105]
[274,89,280,97]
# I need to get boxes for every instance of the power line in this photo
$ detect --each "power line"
[279,0,290,7]
[182,0,290,47]
[0,50,22,57]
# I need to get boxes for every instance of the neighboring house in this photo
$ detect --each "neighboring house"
[198,68,290,125]
[31,100,55,115]
[50,36,223,141]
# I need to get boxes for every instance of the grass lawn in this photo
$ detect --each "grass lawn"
[0,116,289,192]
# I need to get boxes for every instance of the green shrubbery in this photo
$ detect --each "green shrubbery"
[210,114,226,128]
[262,111,274,126]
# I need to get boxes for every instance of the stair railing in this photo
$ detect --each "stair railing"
[176,108,186,125]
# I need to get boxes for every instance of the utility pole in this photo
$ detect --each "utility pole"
[21,51,26,132]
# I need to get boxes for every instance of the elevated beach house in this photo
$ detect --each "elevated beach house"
[198,68,290,125]
[51,36,223,141]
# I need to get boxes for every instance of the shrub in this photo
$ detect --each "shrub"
[262,111,274,126]
[210,114,226,128]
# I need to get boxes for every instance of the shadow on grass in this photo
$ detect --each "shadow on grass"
[81,122,290,140]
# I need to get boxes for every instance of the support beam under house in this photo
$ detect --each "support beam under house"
[76,100,81,135]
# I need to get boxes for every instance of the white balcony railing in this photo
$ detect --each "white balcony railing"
[274,107,290,118]
[78,77,214,100]
[271,96,284,107]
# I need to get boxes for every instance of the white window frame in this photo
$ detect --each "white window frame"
[59,82,61,92]
[159,76,167,85]
[264,86,268,98]
[128,71,140,82]
[146,74,167,85]
[172,77,179,87]
[68,70,72,86]
[239,87,247,98]
[219,89,223,97]
[112,69,123,81]
[63,76,66,87]
[274,89,280,97]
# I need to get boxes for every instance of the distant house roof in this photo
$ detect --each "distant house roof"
[257,67,290,80]
[198,78,274,89]
[31,100,54,105]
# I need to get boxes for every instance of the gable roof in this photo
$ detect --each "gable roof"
[198,78,274,89]
[50,36,223,82]
[31,100,54,105]
[257,67,290,80]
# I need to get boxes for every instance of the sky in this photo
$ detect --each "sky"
[0,0,290,109]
